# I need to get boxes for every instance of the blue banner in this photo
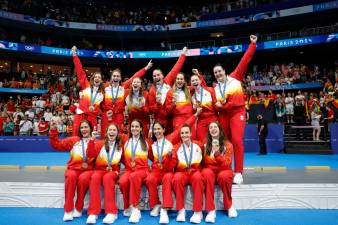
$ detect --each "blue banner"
[0,1,337,32]
[0,87,48,94]
[244,124,284,153]
[313,1,338,12]
[331,123,338,154]
[249,82,323,91]
[1,34,337,59]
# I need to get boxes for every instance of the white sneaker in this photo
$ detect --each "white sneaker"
[233,173,243,184]
[159,208,169,224]
[176,208,186,222]
[190,211,203,224]
[86,215,98,224]
[73,209,82,218]
[63,211,73,221]
[103,213,118,224]
[123,207,131,217]
[150,204,161,217]
[228,205,238,218]
[205,210,216,223]
[129,207,141,223]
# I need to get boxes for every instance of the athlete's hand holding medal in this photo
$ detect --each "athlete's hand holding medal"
[107,110,113,121]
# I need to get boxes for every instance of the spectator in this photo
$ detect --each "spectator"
[311,109,322,141]
[3,117,14,136]
[257,114,268,155]
[275,102,285,124]
[285,92,294,123]
[38,118,49,136]
[19,115,33,135]
[0,113,4,135]
[43,108,53,122]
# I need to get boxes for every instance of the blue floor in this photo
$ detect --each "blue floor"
[0,208,337,225]
[0,152,338,169]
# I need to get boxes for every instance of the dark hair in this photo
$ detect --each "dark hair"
[110,68,122,78]
[104,123,122,153]
[213,63,224,70]
[205,121,226,155]
[78,120,93,138]
[180,124,191,133]
[128,119,147,151]
[89,72,104,93]
[151,120,165,141]
[153,68,163,75]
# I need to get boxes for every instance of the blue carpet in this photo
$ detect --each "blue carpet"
[0,152,338,169]
[0,208,337,225]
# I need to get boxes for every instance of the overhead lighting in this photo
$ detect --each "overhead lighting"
[210,32,224,38]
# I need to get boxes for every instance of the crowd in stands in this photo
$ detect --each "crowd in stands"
[0,61,337,138]
[0,0,278,25]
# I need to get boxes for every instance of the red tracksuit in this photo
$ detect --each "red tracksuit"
[101,68,147,137]
[49,129,95,212]
[191,86,218,142]
[148,54,186,128]
[215,43,256,173]
[86,140,123,215]
[165,89,194,132]
[145,115,197,209]
[201,140,233,211]
[166,140,204,212]
[119,136,152,209]
[73,55,104,135]
[125,90,150,135]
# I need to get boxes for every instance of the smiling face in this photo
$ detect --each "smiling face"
[106,124,118,141]
[153,69,164,84]
[175,73,185,88]
[93,72,102,86]
[80,121,92,138]
[190,75,201,88]
[213,65,226,83]
[130,120,142,138]
[111,70,121,83]
[180,126,191,144]
[153,123,165,140]
[208,122,220,138]
[132,78,142,91]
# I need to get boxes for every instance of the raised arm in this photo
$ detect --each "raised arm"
[164,90,176,114]
[230,35,257,81]
[87,139,103,158]
[49,122,77,151]
[122,60,153,89]
[164,47,188,86]
[192,69,207,87]
[72,46,90,90]
[214,141,233,169]
[166,109,200,145]
[162,145,179,171]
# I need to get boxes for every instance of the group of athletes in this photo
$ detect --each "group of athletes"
[49,35,258,224]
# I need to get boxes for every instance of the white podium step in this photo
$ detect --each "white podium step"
[0,182,337,209]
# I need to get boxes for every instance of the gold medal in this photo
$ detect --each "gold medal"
[107,166,112,171]
[159,164,163,170]
[82,162,88,169]
[130,160,135,168]
[89,106,94,111]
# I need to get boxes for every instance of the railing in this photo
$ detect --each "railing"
[299,24,338,36]
[169,40,216,50]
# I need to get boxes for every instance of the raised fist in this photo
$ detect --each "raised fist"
[250,35,258,44]
[182,47,188,55]
[71,46,77,56]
